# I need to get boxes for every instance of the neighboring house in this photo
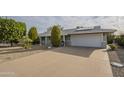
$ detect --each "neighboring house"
[39,26,116,48]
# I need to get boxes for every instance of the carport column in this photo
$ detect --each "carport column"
[39,37,42,46]
[63,35,65,46]
[45,36,48,46]
[102,33,107,48]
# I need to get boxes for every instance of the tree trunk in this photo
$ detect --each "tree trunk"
[10,41,13,47]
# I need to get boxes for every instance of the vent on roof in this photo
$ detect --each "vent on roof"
[76,26,83,29]
[76,26,93,31]
[94,26,101,29]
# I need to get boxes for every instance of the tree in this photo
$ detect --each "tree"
[16,22,27,37]
[11,22,27,44]
[28,27,39,44]
[51,25,61,47]
[0,17,27,46]
[20,36,32,49]
[0,18,19,46]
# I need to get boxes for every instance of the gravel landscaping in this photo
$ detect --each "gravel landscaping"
[0,45,46,63]
[108,48,124,77]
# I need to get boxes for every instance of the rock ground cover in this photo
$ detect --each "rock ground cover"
[108,48,124,76]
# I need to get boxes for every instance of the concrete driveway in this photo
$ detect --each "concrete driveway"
[0,47,113,77]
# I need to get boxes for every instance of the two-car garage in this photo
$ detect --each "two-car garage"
[70,33,105,48]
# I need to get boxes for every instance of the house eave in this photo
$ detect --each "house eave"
[40,28,117,37]
[68,30,116,35]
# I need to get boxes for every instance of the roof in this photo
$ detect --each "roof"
[69,29,116,35]
[40,28,76,36]
[40,26,117,36]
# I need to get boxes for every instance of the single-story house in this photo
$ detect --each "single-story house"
[39,26,116,48]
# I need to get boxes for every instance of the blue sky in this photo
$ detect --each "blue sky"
[6,16,124,33]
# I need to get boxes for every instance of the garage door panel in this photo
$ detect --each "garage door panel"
[70,34,102,47]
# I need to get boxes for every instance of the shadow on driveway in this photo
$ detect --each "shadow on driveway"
[50,47,97,58]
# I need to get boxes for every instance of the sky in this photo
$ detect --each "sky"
[5,16,124,34]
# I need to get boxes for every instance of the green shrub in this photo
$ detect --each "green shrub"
[107,35,115,44]
[20,36,32,49]
[108,44,117,51]
[51,25,61,47]
[115,35,124,47]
